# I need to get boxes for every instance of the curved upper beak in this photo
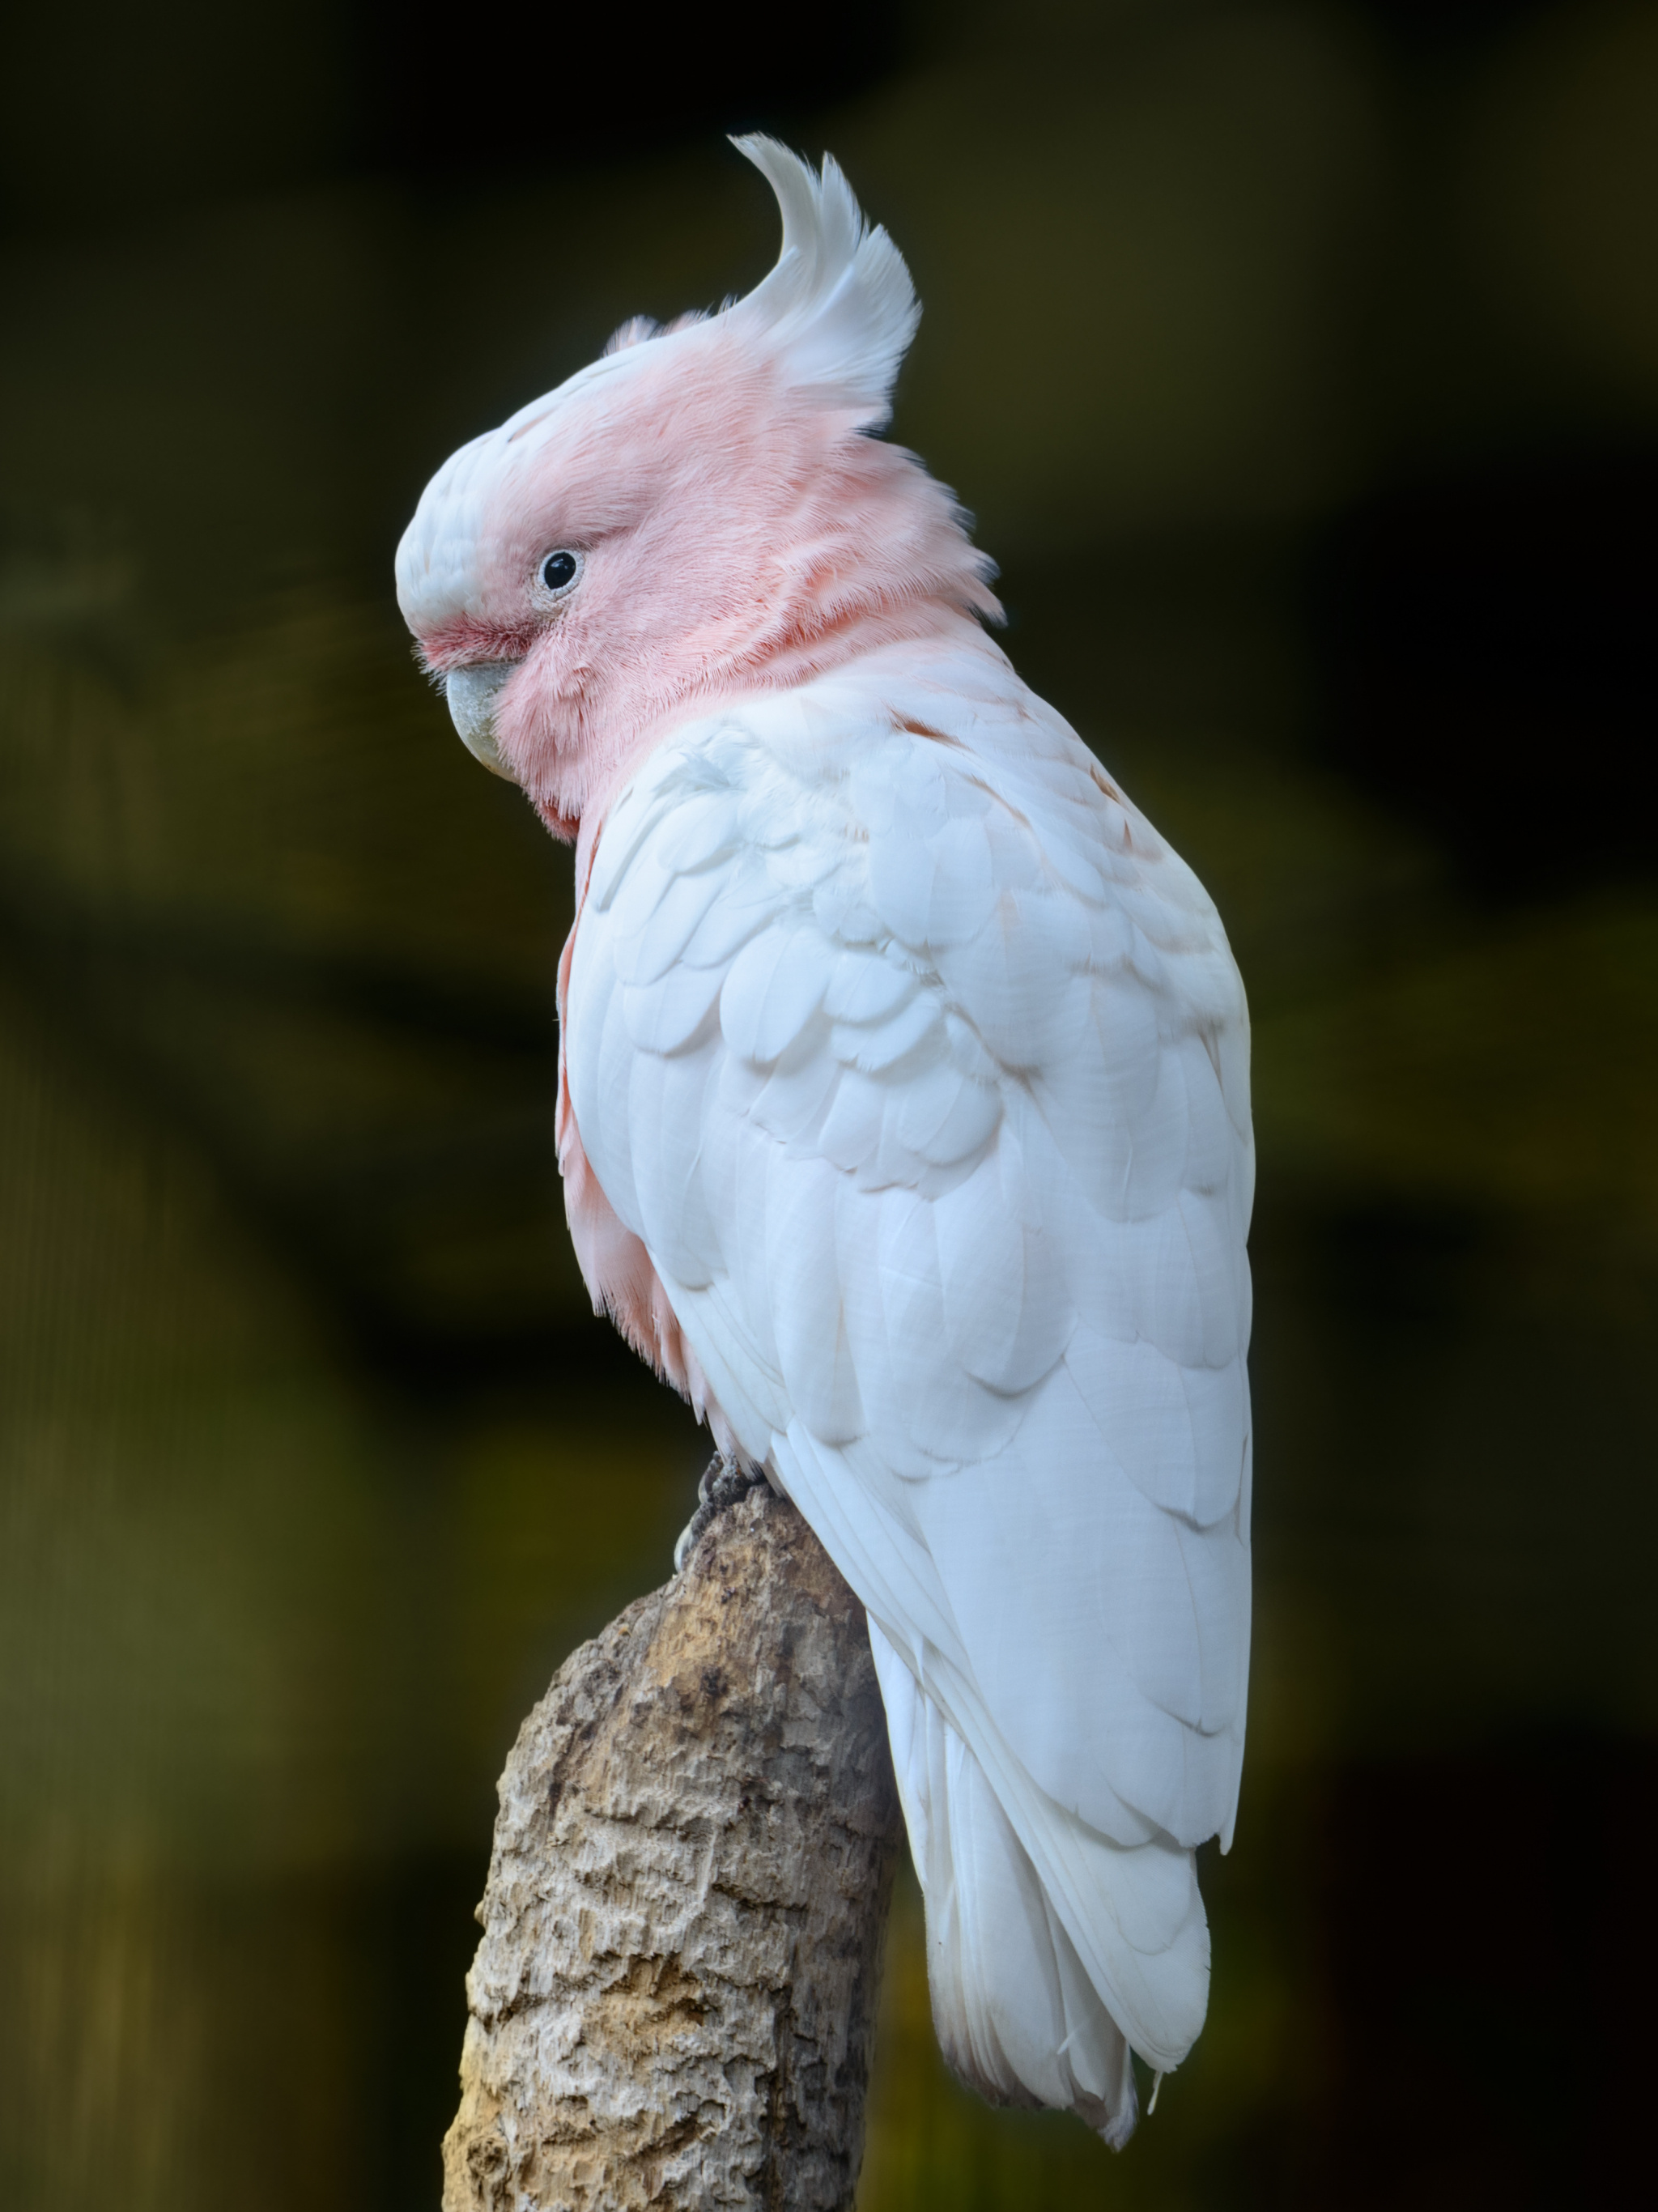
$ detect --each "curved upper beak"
[445,660,524,781]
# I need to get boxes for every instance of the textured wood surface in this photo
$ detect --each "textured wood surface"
[441,1483,904,2211]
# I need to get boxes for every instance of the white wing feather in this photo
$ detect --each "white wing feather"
[563,636,1253,2132]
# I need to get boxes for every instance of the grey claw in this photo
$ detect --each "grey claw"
[674,1453,764,1571]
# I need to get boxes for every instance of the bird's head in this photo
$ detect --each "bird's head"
[396,138,999,841]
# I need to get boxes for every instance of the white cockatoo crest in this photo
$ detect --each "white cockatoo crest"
[607,139,920,425]
[722,136,920,425]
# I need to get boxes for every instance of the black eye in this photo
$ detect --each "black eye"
[540,551,579,593]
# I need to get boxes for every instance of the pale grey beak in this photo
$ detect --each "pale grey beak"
[445,661,524,781]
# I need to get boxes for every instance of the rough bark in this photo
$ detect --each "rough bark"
[441,1482,905,2212]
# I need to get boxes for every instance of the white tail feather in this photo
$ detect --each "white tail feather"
[870,1619,1141,2147]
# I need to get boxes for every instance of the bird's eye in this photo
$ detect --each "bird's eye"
[539,550,580,594]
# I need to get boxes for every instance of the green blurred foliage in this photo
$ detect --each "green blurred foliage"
[1,2,1655,2207]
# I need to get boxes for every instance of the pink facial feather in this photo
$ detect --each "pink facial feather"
[399,142,1001,861]
[447,336,997,849]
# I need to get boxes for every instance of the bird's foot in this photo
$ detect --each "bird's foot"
[674,1454,766,1572]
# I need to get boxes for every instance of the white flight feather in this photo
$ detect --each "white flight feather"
[564,632,1253,2140]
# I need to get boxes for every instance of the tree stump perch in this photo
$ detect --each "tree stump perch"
[441,1482,906,2211]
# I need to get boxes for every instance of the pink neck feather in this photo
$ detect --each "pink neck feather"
[479,339,1001,851]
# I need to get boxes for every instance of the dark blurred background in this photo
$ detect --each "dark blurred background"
[2,2,1655,2205]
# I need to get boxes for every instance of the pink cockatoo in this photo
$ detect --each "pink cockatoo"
[397,139,1252,2146]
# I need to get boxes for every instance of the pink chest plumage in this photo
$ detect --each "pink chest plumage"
[555,888,734,1456]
